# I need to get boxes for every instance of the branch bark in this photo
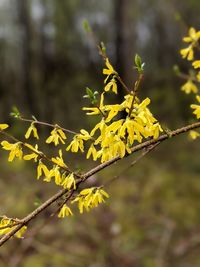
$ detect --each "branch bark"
[0,121,199,247]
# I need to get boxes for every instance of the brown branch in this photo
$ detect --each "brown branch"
[104,142,160,187]
[0,121,199,247]
[115,75,131,94]
[128,73,144,117]
[177,71,199,83]
[0,188,76,247]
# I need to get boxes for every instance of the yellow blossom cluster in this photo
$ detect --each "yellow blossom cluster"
[66,129,91,153]
[180,27,200,60]
[191,95,200,119]
[25,123,39,139]
[81,92,162,162]
[58,204,73,218]
[46,127,66,146]
[180,27,200,138]
[103,58,118,94]
[1,141,23,162]
[36,159,76,189]
[71,187,109,214]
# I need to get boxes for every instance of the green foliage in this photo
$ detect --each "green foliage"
[83,87,99,105]
[134,54,145,73]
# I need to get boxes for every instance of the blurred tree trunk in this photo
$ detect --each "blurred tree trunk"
[114,0,127,102]
[17,0,38,115]
[114,0,136,95]
[39,0,55,123]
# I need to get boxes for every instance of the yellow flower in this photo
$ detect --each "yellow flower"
[104,104,123,122]
[86,144,98,160]
[46,128,66,146]
[192,60,200,69]
[58,204,73,218]
[191,105,200,119]
[191,95,200,119]
[180,28,200,61]
[197,72,200,82]
[82,106,100,115]
[121,94,139,111]
[66,130,91,153]
[0,218,13,235]
[1,141,23,162]
[103,59,118,93]
[182,27,200,43]
[181,80,198,94]
[103,58,117,82]
[44,165,62,185]
[189,130,200,140]
[79,129,92,141]
[62,173,76,190]
[15,226,27,238]
[66,136,84,153]
[24,144,39,162]
[90,119,106,137]
[106,119,124,133]
[25,123,39,139]
[0,124,9,131]
[37,160,49,179]
[180,46,193,61]
[72,187,109,214]
[119,118,143,144]
[102,134,126,161]
[52,149,67,168]
[149,122,163,139]
[104,78,118,94]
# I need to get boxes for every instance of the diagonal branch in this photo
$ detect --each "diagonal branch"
[104,142,160,187]
[0,121,199,247]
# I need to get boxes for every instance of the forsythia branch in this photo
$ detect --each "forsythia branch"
[0,121,199,247]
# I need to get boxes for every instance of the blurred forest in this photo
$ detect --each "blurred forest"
[0,0,200,267]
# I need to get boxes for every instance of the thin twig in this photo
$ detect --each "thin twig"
[177,72,199,83]
[18,117,78,135]
[128,73,144,117]
[116,75,131,94]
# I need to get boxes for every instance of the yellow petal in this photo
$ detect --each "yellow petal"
[0,124,9,130]
[192,60,200,69]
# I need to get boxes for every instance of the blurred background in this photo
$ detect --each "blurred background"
[0,0,200,266]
